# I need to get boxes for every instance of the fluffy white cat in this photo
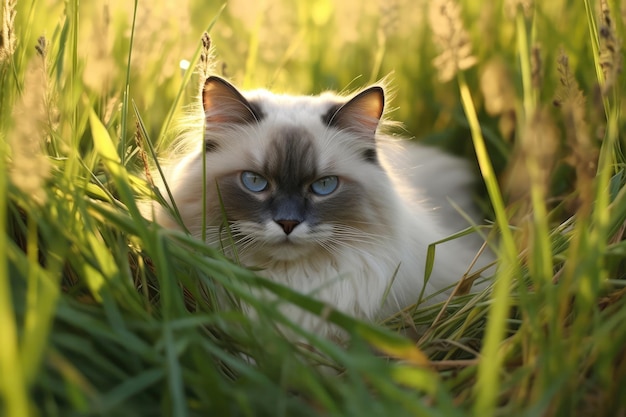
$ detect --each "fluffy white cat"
[146,76,492,338]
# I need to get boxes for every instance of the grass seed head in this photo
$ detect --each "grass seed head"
[8,57,52,205]
[198,32,214,83]
[553,50,585,109]
[599,0,622,95]
[480,58,517,139]
[480,58,516,116]
[505,108,558,206]
[428,0,476,82]
[35,36,47,58]
[0,0,17,62]
[135,120,154,188]
[554,49,597,214]
[379,0,400,38]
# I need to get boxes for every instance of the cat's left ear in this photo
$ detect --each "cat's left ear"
[325,86,385,138]
[202,76,261,125]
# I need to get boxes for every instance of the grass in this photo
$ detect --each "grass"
[2,0,626,416]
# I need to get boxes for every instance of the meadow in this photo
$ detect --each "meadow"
[1,0,626,415]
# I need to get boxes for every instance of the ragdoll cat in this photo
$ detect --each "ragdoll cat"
[147,76,492,338]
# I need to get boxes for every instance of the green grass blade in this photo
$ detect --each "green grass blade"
[120,0,138,165]
[0,126,30,417]
[456,72,519,415]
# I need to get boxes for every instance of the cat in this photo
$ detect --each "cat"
[146,75,492,339]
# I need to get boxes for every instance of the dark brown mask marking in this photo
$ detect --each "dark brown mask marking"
[263,127,318,231]
[264,127,318,194]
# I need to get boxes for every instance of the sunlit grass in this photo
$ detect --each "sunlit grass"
[2,0,626,416]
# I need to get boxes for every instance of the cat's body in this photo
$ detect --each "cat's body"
[147,77,491,338]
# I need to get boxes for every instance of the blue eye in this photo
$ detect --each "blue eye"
[241,171,268,192]
[311,176,339,196]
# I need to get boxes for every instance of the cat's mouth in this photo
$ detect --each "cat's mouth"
[256,234,318,261]
[265,241,313,261]
[228,220,323,261]
[271,233,307,248]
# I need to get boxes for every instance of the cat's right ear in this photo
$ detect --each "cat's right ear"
[202,76,261,125]
[325,86,385,138]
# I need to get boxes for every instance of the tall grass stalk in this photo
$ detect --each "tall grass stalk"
[64,0,80,181]
[1,1,28,414]
[457,70,520,415]
[515,7,535,118]
[0,119,29,417]
[583,0,610,117]
[120,0,138,165]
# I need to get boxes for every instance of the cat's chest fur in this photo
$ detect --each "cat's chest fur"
[149,76,491,338]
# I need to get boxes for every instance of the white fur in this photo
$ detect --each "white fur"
[147,87,492,339]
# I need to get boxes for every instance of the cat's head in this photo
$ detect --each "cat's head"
[181,76,397,263]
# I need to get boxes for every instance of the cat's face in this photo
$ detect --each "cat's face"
[192,77,393,263]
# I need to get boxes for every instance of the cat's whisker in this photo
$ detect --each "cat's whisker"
[231,232,262,250]
[316,236,385,259]
[334,219,390,230]
[330,229,386,242]
[327,225,392,245]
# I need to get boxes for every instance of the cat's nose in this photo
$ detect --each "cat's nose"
[276,220,300,235]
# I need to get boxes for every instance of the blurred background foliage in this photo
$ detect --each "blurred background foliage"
[24,0,610,152]
[3,0,626,415]
[25,0,620,198]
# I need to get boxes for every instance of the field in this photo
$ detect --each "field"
[2,0,626,415]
